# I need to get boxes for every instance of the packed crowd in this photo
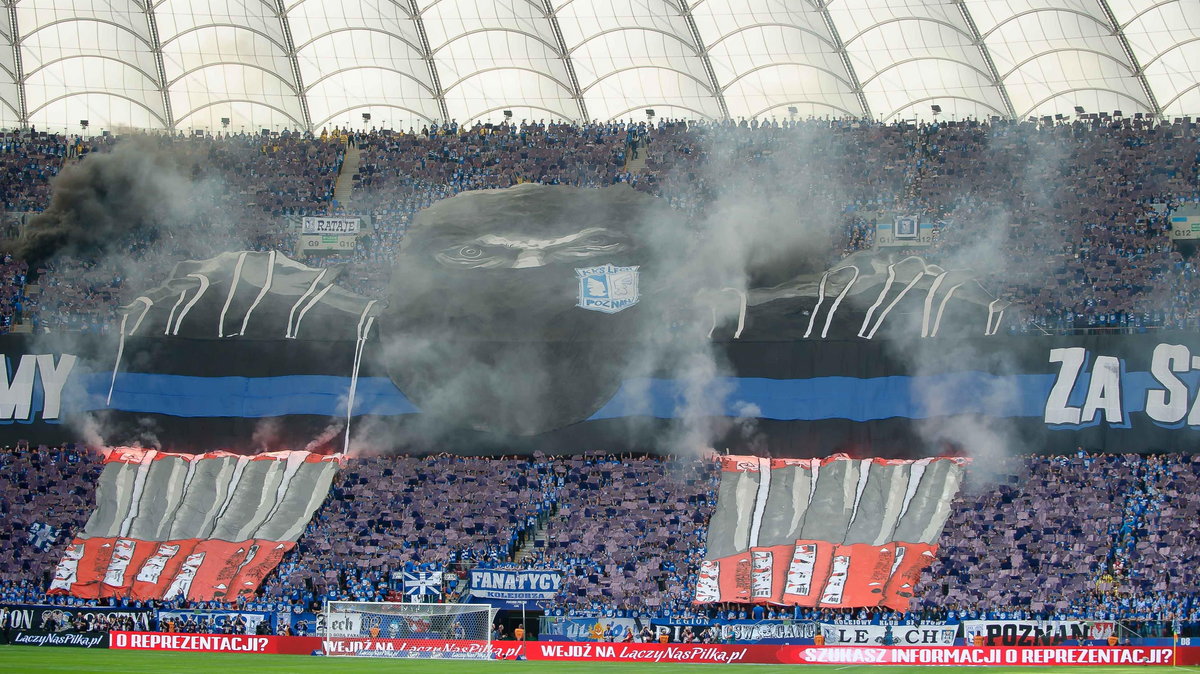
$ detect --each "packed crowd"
[0,444,100,605]
[0,112,1193,334]
[922,452,1200,629]
[1,444,1198,636]
[517,454,717,613]
[255,453,559,611]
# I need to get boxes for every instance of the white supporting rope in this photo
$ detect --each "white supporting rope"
[173,274,210,335]
[921,271,949,338]
[239,250,277,335]
[343,301,378,452]
[719,287,747,339]
[986,299,1005,336]
[217,252,248,338]
[819,266,860,339]
[126,297,153,335]
[858,263,899,338]
[290,284,335,340]
[107,314,129,406]
[862,266,926,339]
[286,269,327,338]
[929,283,965,337]
[164,288,188,335]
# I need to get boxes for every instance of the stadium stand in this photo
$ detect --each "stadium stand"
[0,116,1194,336]
[0,1,1196,661]
[0,446,102,604]
[526,454,717,614]
[2,446,1198,637]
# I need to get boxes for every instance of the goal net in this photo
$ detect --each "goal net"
[322,601,498,659]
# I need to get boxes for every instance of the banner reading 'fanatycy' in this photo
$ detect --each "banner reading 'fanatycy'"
[469,569,562,601]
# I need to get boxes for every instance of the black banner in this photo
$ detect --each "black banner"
[0,332,1197,454]
[0,604,152,633]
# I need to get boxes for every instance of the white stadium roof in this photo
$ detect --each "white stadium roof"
[0,0,1197,132]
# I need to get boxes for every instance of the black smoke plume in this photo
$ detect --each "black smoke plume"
[17,137,186,265]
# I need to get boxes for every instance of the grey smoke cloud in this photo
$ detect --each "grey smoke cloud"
[22,135,256,448]
[898,122,1071,469]
[375,125,854,455]
[20,137,187,265]
[32,124,1046,460]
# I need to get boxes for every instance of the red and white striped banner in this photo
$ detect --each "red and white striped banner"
[697,454,965,610]
[48,448,342,603]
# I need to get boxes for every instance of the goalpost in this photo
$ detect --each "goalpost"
[322,601,498,659]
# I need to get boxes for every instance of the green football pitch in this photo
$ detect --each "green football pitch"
[2,647,1199,674]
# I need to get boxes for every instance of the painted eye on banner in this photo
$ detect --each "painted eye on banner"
[434,243,510,268]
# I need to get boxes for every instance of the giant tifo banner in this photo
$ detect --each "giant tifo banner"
[106,632,1200,665]
[0,186,1197,454]
[696,455,964,610]
[0,332,1195,455]
[46,447,341,602]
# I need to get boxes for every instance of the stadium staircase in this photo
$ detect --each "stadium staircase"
[512,523,549,564]
[625,142,647,173]
[512,500,559,566]
[1099,459,1167,637]
[333,140,361,208]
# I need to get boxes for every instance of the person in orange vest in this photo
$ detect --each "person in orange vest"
[814,632,826,646]
[513,624,525,641]
[973,633,985,647]
[1107,634,1119,647]
[658,630,670,644]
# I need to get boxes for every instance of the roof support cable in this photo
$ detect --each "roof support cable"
[542,0,588,123]
[274,0,312,132]
[5,1,26,128]
[1096,0,1161,119]
[954,0,1016,119]
[676,0,729,120]
[407,0,449,124]
[141,0,174,131]
[814,0,870,120]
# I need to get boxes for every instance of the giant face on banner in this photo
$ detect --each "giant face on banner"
[381,184,683,436]
[72,183,1042,453]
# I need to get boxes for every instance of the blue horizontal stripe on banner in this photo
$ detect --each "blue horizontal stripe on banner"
[586,373,1055,421]
[80,373,419,418]
[76,370,1198,421]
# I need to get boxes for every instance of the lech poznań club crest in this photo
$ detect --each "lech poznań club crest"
[576,263,639,314]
